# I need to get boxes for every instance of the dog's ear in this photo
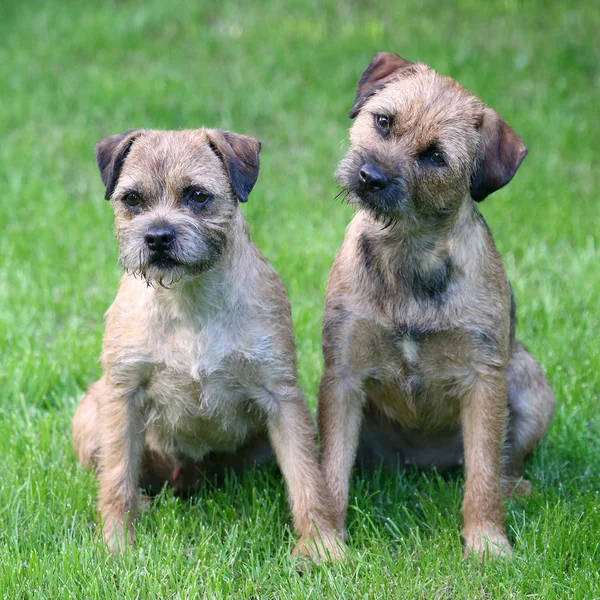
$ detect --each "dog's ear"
[206,130,261,202]
[470,108,528,202]
[95,130,144,200]
[349,52,416,119]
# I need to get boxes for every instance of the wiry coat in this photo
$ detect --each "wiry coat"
[318,53,555,557]
[73,129,342,561]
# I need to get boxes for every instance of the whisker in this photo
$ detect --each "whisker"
[333,188,347,201]
[334,188,351,206]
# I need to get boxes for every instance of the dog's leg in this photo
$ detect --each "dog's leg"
[461,373,511,557]
[72,379,104,469]
[267,386,345,562]
[502,340,555,497]
[73,386,178,498]
[318,372,365,536]
[97,387,146,551]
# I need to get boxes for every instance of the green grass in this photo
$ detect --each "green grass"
[1,0,598,597]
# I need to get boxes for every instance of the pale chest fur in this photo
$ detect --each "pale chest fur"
[104,281,281,460]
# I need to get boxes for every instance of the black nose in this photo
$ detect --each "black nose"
[145,226,176,252]
[359,163,389,191]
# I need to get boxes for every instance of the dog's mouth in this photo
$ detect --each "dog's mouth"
[340,181,409,226]
[118,251,188,287]
[335,153,408,223]
[120,251,219,288]
[148,253,182,269]
[118,223,228,287]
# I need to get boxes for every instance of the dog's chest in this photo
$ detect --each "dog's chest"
[140,315,270,451]
[363,324,482,430]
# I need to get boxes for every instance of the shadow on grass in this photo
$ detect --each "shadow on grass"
[131,435,597,557]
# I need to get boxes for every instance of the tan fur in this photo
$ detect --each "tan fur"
[319,54,555,557]
[72,128,343,561]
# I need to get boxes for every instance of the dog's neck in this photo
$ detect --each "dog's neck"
[355,197,486,302]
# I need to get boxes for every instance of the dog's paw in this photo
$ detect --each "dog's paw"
[102,519,134,553]
[462,523,512,559]
[292,531,346,565]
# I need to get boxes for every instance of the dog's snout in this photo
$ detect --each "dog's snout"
[359,163,389,191]
[145,226,176,252]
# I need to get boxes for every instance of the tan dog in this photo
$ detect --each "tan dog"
[318,53,555,557]
[72,128,342,561]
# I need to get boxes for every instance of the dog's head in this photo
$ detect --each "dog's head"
[336,52,527,223]
[95,128,261,285]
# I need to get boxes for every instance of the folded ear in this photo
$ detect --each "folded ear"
[206,130,261,202]
[349,52,416,119]
[95,130,144,200]
[470,108,528,202]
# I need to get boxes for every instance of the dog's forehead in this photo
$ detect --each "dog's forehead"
[119,130,227,191]
[362,69,482,142]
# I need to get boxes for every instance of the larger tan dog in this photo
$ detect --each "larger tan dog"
[318,53,555,556]
[72,128,341,561]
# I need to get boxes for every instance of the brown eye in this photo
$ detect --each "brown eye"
[184,188,212,208]
[124,192,140,207]
[190,190,209,204]
[419,146,447,167]
[375,114,391,134]
[429,151,445,165]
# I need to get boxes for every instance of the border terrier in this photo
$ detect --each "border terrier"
[318,53,555,556]
[72,128,342,561]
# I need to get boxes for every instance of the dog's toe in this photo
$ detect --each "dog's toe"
[462,524,512,559]
[292,531,347,565]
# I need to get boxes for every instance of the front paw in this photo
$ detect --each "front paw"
[462,523,512,558]
[292,530,346,565]
[102,517,134,553]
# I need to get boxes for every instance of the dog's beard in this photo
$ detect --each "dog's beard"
[115,213,229,288]
[120,254,220,288]
[119,237,226,288]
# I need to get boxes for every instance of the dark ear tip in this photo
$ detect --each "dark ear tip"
[95,129,142,200]
[372,51,400,61]
[94,137,106,153]
[349,52,415,120]
[208,129,261,203]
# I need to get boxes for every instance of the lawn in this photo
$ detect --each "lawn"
[0,0,598,597]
